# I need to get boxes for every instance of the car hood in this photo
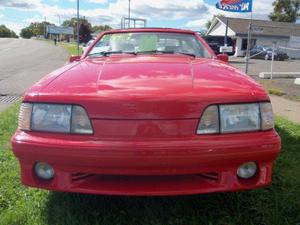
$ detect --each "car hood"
[25,55,268,119]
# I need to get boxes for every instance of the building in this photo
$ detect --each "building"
[206,16,300,57]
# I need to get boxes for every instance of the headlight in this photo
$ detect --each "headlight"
[197,102,274,134]
[220,104,260,133]
[260,102,274,130]
[19,103,93,134]
[197,105,219,134]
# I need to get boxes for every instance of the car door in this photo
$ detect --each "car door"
[250,46,259,58]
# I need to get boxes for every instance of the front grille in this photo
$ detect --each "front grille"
[71,173,95,181]
[71,172,220,182]
[196,172,220,181]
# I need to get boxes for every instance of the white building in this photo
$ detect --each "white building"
[206,16,300,57]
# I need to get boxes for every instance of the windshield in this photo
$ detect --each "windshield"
[88,32,211,58]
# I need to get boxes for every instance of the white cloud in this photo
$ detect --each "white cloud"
[0,0,41,9]
[87,0,108,3]
[2,21,25,34]
[185,19,208,30]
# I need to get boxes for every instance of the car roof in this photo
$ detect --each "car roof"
[102,28,196,35]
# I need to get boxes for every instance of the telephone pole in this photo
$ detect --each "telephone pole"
[128,0,131,28]
[77,0,80,55]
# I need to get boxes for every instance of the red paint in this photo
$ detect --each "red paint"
[12,28,281,196]
[221,0,242,5]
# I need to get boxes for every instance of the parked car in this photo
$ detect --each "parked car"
[250,45,289,61]
[203,35,235,56]
[12,28,280,196]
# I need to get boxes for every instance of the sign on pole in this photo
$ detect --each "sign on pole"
[216,0,252,13]
[216,0,253,74]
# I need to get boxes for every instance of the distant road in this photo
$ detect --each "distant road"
[0,38,68,111]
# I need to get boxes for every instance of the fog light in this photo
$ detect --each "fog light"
[34,162,54,180]
[237,162,257,179]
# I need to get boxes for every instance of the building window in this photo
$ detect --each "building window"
[242,39,256,50]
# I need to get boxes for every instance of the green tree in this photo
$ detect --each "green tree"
[91,25,112,33]
[62,17,92,31]
[0,25,18,38]
[20,27,34,39]
[62,17,92,42]
[20,21,53,39]
[29,22,52,36]
[269,0,300,22]
[205,14,225,31]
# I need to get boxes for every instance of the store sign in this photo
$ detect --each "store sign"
[216,0,252,13]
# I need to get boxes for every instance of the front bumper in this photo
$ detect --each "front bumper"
[12,130,281,196]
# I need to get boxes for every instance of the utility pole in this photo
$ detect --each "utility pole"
[245,11,253,74]
[44,16,47,39]
[58,15,61,26]
[128,0,131,28]
[77,0,80,55]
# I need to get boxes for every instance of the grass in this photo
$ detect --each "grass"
[60,42,83,56]
[0,104,300,225]
[268,88,286,96]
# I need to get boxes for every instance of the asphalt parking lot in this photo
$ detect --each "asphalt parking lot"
[229,57,300,99]
[230,56,300,77]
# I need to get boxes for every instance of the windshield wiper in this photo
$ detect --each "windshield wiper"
[136,50,196,58]
[88,51,137,57]
[88,50,196,58]
[175,52,196,58]
[136,50,174,55]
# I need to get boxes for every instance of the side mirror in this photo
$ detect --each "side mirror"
[216,54,229,63]
[69,55,81,63]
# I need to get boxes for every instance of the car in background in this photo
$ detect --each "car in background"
[203,35,235,56]
[250,45,289,61]
[82,38,96,52]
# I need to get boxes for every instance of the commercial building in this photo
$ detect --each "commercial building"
[206,16,300,57]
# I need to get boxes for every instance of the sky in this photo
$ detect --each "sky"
[0,0,277,34]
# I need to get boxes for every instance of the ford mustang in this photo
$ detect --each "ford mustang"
[12,28,281,196]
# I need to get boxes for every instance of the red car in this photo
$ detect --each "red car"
[12,28,281,196]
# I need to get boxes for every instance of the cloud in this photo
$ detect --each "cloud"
[185,19,208,30]
[0,0,40,9]
[87,0,108,3]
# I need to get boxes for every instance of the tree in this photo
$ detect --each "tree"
[62,17,92,31]
[0,25,18,38]
[79,23,92,43]
[269,0,300,22]
[20,21,53,39]
[29,22,52,36]
[62,17,92,43]
[205,14,225,31]
[91,25,112,33]
[20,27,34,39]
[205,20,212,30]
